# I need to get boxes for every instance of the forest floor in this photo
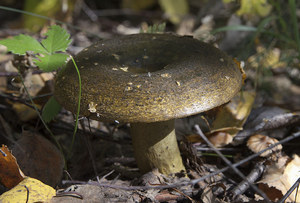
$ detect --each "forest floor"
[0,0,300,202]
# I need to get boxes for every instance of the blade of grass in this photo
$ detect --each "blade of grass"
[289,0,300,59]
[212,16,295,48]
[253,16,277,38]
[253,15,294,45]
[269,0,288,36]
[68,55,81,157]
[211,25,257,35]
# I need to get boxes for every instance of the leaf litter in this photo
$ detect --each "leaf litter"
[0,1,300,202]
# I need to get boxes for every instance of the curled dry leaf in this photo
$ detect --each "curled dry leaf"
[0,145,25,189]
[247,134,282,157]
[208,91,255,147]
[185,91,255,147]
[207,131,233,148]
[258,155,300,202]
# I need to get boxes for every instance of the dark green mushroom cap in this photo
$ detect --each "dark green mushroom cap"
[54,33,243,123]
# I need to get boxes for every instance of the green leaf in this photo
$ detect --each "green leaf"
[42,96,61,123]
[41,25,71,53]
[141,22,166,33]
[0,25,71,72]
[34,53,68,72]
[0,34,47,55]
[211,25,258,34]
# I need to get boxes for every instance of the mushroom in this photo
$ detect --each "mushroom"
[54,33,243,175]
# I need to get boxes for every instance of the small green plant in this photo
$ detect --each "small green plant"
[140,22,166,33]
[215,0,300,63]
[0,25,71,71]
[0,25,72,122]
[0,24,82,158]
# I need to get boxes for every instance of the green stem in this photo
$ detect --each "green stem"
[18,71,67,170]
[68,55,82,157]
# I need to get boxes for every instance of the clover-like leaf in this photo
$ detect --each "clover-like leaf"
[34,53,69,72]
[0,25,71,72]
[0,34,47,55]
[41,25,71,53]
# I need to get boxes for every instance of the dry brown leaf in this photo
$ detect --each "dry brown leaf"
[201,187,217,203]
[258,155,300,202]
[185,91,255,146]
[40,72,54,82]
[23,72,45,96]
[0,145,25,189]
[208,91,255,146]
[12,131,64,187]
[207,131,233,147]
[247,134,282,157]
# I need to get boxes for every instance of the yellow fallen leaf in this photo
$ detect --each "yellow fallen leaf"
[158,0,188,24]
[248,46,286,70]
[23,0,75,32]
[236,0,272,17]
[0,177,56,203]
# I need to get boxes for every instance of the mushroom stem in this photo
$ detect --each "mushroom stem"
[130,120,185,175]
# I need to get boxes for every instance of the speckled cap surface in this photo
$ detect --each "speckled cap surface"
[54,33,243,123]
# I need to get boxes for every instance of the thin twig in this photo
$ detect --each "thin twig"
[97,170,115,183]
[81,1,98,21]
[235,112,300,140]
[62,130,300,192]
[0,92,37,110]
[79,119,98,179]
[229,161,266,198]
[64,170,73,181]
[194,125,272,203]
[278,177,300,203]
[0,70,45,77]
[24,185,29,203]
